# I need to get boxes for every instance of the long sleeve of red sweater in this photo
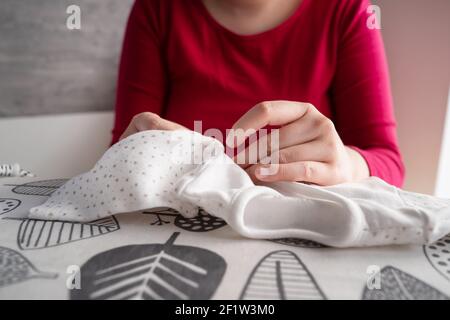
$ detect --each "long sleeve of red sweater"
[112,0,405,187]
[329,0,405,186]
[112,0,167,142]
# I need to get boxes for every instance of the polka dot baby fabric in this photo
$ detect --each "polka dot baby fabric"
[29,130,224,222]
[29,129,450,247]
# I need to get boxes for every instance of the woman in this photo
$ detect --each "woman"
[112,0,405,187]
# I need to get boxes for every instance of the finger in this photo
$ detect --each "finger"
[151,117,188,131]
[120,112,160,141]
[275,140,336,164]
[236,139,333,168]
[244,164,259,184]
[233,130,274,168]
[119,119,141,141]
[119,112,187,141]
[226,101,313,147]
[134,113,187,131]
[253,161,333,185]
[276,111,332,148]
[119,126,138,141]
[234,113,329,167]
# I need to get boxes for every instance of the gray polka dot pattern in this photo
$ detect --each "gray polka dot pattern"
[29,130,224,222]
[424,235,450,280]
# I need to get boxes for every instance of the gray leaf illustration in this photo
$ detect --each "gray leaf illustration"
[362,266,449,300]
[0,246,57,288]
[143,208,178,226]
[71,232,226,300]
[240,250,326,300]
[424,235,450,281]
[143,208,227,232]
[15,216,120,250]
[270,238,325,248]
[7,179,68,196]
[0,198,21,215]
[174,209,226,232]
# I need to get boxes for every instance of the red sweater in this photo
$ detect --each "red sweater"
[112,0,405,187]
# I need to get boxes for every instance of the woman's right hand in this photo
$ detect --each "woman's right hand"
[119,112,188,141]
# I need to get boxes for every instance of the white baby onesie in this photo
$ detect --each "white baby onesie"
[29,130,218,221]
[29,130,450,248]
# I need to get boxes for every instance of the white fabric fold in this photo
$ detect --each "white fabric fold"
[29,130,450,247]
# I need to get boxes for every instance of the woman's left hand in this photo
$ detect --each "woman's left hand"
[119,112,187,141]
[226,101,370,185]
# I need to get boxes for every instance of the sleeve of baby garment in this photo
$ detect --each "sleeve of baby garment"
[177,160,450,247]
[176,157,365,247]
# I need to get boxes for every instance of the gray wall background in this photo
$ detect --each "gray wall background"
[0,0,133,117]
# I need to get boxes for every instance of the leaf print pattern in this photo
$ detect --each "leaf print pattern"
[240,250,326,300]
[143,208,179,226]
[143,208,227,232]
[15,216,120,250]
[0,246,57,288]
[270,238,325,248]
[8,179,68,196]
[0,198,21,215]
[424,235,450,281]
[362,266,449,300]
[71,232,226,300]
[174,209,226,232]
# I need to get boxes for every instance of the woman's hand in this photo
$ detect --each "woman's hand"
[226,101,370,185]
[119,112,187,141]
